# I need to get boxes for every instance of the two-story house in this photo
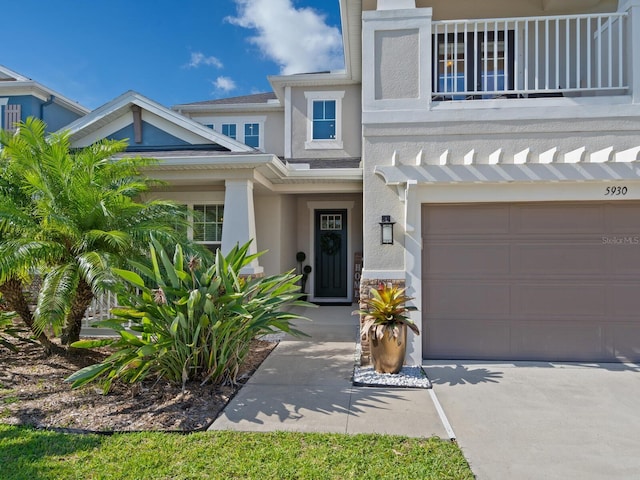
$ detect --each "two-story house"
[0,65,88,133]
[13,0,640,366]
[173,0,640,365]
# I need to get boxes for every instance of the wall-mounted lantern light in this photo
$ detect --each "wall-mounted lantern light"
[380,215,395,245]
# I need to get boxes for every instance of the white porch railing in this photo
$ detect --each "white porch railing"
[432,12,628,100]
[82,290,119,328]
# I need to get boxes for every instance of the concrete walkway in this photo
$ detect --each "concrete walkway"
[209,306,448,438]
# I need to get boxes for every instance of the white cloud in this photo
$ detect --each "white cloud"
[187,52,223,69]
[227,0,344,75]
[213,76,237,92]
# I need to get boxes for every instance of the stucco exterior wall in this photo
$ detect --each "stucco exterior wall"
[362,112,640,274]
[254,194,298,276]
[289,84,362,159]
[374,29,420,100]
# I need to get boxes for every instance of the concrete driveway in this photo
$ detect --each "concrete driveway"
[424,362,640,480]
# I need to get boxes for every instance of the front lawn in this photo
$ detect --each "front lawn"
[0,425,473,479]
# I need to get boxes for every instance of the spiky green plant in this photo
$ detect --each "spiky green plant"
[66,239,310,392]
[355,285,419,341]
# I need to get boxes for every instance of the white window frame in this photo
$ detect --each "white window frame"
[243,122,260,149]
[221,123,237,140]
[190,203,224,252]
[305,91,344,150]
[198,116,266,151]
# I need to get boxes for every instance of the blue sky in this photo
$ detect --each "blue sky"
[3,0,343,109]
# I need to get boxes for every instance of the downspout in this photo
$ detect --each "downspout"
[40,95,56,121]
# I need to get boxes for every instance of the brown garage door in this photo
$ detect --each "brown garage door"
[422,202,640,362]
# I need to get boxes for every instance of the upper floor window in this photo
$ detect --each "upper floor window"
[244,123,259,148]
[222,123,236,139]
[192,204,224,252]
[312,101,336,140]
[304,91,344,150]
[204,123,215,129]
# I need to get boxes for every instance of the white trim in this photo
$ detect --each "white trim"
[304,91,345,150]
[284,86,292,158]
[0,82,89,116]
[307,201,355,302]
[63,91,253,152]
[73,113,132,147]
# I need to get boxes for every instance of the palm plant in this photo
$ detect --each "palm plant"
[66,239,309,392]
[0,118,189,349]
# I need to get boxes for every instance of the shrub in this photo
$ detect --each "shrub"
[66,240,309,392]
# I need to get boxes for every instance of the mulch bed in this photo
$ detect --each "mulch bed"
[0,335,275,433]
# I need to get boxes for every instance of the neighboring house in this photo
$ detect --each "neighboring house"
[0,65,89,133]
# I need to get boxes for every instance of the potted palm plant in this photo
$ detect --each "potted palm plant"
[355,284,419,374]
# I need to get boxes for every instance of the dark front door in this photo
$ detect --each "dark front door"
[315,210,347,298]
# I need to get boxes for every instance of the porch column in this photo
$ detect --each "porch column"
[221,179,264,276]
[621,0,640,104]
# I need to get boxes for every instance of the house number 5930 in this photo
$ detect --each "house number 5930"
[605,186,628,196]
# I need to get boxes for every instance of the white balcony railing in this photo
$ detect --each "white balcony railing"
[432,12,628,100]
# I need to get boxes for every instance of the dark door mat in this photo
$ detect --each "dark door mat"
[353,365,432,389]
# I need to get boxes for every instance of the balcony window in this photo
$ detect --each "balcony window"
[434,30,514,99]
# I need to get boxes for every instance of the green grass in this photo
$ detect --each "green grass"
[0,424,473,479]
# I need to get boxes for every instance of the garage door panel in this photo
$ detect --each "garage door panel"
[513,284,607,316]
[512,322,606,362]
[426,319,512,359]
[427,282,511,316]
[609,245,640,273]
[607,204,640,233]
[422,202,640,362]
[424,204,510,234]
[610,325,640,361]
[512,244,607,275]
[426,243,511,275]
[608,285,640,315]
[513,204,605,234]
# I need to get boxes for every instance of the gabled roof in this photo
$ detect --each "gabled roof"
[61,91,255,152]
[0,64,90,116]
[173,92,282,114]
[0,65,30,81]
[177,92,278,106]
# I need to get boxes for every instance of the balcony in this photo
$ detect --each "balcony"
[432,12,628,101]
